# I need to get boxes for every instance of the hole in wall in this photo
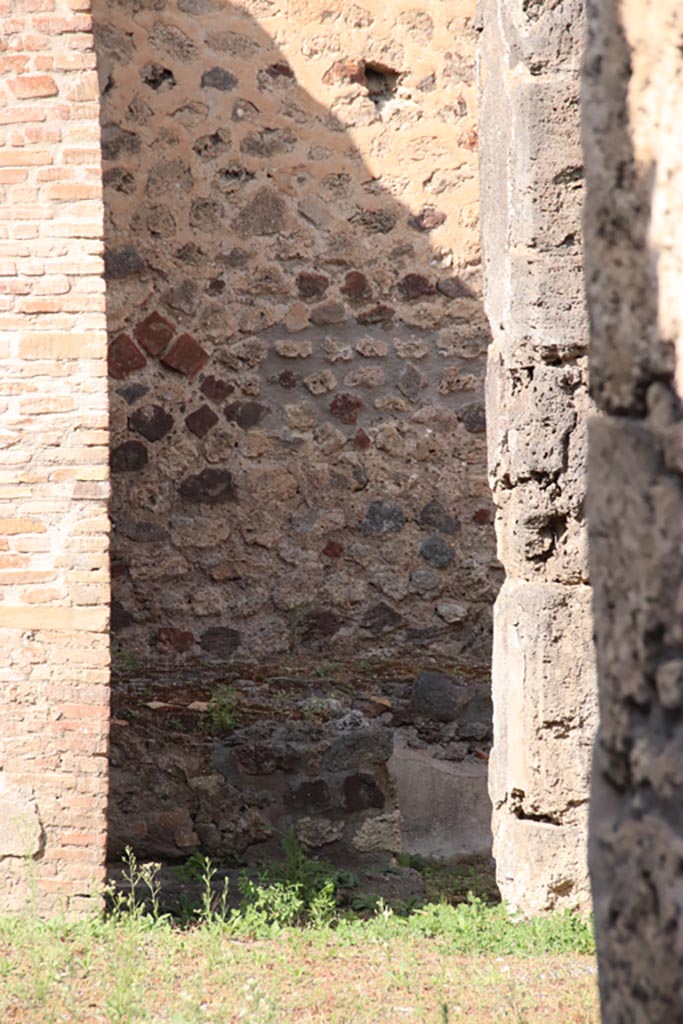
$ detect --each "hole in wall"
[363,62,401,113]
[141,63,176,91]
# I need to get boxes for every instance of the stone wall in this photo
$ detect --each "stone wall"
[583,0,683,1018]
[95,0,498,668]
[0,0,110,914]
[108,666,492,867]
[478,0,598,914]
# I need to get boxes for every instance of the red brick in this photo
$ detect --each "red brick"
[185,404,219,438]
[0,169,27,183]
[156,627,195,653]
[0,105,48,125]
[46,182,100,201]
[33,13,93,32]
[161,333,209,380]
[107,332,146,379]
[0,56,31,74]
[133,310,175,356]
[0,518,46,534]
[0,149,51,165]
[9,74,58,99]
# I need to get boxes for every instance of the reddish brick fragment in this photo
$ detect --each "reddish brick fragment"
[133,311,175,356]
[341,271,372,302]
[185,404,219,438]
[353,428,372,450]
[397,273,436,301]
[330,392,362,425]
[108,333,146,380]
[355,304,394,326]
[473,508,492,525]
[200,375,234,402]
[161,333,209,380]
[156,627,195,653]
[323,540,344,559]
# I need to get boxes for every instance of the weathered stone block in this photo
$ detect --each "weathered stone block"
[582,0,674,418]
[111,440,148,473]
[492,813,590,915]
[489,579,597,823]
[588,414,683,777]
[0,778,43,860]
[128,404,174,442]
[179,468,236,504]
[411,671,471,723]
[499,0,586,76]
[351,812,402,854]
[508,77,583,253]
[388,744,492,861]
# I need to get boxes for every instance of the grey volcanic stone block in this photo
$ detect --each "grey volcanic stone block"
[411,671,472,723]
[388,744,492,861]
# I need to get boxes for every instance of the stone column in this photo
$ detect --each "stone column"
[583,1,683,1018]
[478,0,598,913]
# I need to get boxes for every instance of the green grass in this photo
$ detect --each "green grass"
[0,905,598,1024]
[0,847,597,1023]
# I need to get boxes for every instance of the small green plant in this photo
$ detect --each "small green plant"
[396,852,500,907]
[235,829,343,930]
[197,854,229,926]
[300,697,326,721]
[313,662,342,678]
[113,648,140,674]
[270,690,290,715]
[207,684,240,733]
[171,851,210,884]
[290,604,307,626]
[170,852,230,926]
[106,846,165,922]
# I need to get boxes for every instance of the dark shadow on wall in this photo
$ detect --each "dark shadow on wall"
[582,0,683,1016]
[93,0,499,866]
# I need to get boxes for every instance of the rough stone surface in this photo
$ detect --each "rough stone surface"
[389,742,492,861]
[108,666,493,866]
[489,580,596,913]
[97,0,497,668]
[583,1,683,1017]
[478,0,597,913]
[0,778,43,860]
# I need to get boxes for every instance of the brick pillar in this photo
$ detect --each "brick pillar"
[478,0,598,913]
[583,0,683,1017]
[0,0,109,914]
